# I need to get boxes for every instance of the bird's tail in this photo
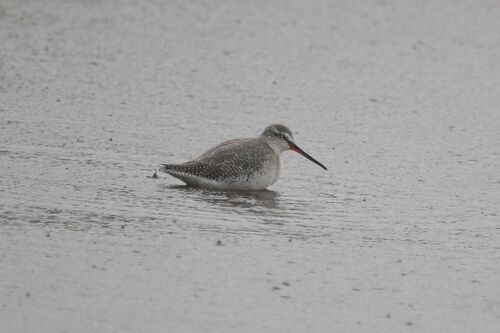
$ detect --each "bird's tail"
[159,164,173,173]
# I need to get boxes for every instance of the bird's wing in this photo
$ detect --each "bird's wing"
[162,139,273,182]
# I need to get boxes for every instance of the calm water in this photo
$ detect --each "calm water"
[1,1,499,332]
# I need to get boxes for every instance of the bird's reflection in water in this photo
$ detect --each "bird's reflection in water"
[166,185,281,210]
[161,185,328,239]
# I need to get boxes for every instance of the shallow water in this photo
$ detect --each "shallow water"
[1,1,500,332]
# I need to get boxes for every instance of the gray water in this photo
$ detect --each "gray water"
[1,1,499,332]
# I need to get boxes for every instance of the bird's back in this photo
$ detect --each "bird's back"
[160,138,280,190]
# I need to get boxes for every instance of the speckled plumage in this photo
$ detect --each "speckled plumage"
[160,124,326,190]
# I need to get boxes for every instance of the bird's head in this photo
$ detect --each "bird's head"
[261,124,327,170]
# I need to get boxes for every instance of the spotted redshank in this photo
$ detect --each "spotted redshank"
[159,124,327,190]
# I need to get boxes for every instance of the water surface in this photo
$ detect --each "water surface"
[1,1,499,332]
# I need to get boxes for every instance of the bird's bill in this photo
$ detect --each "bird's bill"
[288,142,328,170]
